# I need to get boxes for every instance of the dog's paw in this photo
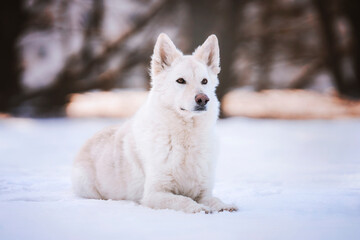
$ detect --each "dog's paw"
[199,197,238,213]
[207,201,238,213]
[216,203,238,213]
[184,204,213,214]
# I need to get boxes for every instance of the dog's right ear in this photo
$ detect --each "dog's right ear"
[151,33,182,77]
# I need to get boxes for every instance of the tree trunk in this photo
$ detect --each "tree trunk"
[0,1,27,112]
[216,0,242,107]
[341,0,360,97]
[313,0,360,98]
[186,0,217,51]
[255,1,274,91]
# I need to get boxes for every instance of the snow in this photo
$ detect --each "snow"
[0,117,359,240]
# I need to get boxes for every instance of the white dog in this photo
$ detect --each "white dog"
[72,33,237,213]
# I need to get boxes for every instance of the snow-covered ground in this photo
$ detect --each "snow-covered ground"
[0,117,359,240]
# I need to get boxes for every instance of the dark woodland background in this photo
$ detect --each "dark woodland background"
[1,0,360,117]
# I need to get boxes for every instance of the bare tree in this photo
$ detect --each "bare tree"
[2,0,360,117]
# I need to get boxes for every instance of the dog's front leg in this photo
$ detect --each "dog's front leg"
[198,194,238,212]
[141,191,212,214]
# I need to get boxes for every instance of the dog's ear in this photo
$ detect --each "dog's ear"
[193,35,220,74]
[151,33,182,76]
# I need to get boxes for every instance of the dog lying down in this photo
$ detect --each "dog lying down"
[72,33,237,213]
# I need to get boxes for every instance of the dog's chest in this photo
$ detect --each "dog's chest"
[170,160,207,199]
[167,131,209,199]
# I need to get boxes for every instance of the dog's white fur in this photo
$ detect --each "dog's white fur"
[72,33,237,213]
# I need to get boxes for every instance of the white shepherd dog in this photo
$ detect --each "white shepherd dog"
[72,33,237,213]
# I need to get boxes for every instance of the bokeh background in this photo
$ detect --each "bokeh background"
[1,0,360,119]
[1,1,360,239]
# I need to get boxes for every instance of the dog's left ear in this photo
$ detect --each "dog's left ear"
[193,35,220,75]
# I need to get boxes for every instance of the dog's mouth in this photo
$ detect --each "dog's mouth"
[194,106,207,111]
[180,107,207,112]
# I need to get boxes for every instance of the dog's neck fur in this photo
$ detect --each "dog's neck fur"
[144,91,218,134]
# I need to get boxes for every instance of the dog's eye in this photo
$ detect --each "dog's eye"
[176,78,186,84]
[201,78,208,85]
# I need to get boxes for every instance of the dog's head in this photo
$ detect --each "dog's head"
[150,33,220,117]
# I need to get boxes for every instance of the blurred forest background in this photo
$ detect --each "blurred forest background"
[1,0,360,118]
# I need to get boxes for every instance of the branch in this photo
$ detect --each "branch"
[289,59,323,88]
[13,0,169,106]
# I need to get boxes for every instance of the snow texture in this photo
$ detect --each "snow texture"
[0,118,359,240]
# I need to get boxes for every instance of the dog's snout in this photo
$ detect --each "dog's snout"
[195,93,209,107]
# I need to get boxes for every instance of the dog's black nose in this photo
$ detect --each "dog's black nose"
[195,93,209,106]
